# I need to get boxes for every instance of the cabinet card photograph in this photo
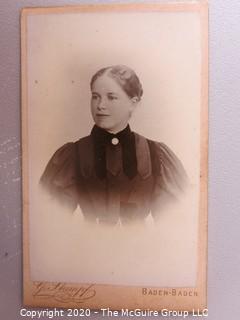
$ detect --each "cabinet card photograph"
[21,2,208,311]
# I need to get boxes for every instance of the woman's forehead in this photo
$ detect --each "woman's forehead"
[91,74,124,93]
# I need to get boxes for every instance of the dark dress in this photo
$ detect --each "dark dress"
[40,125,188,225]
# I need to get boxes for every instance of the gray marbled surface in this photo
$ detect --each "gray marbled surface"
[1,0,240,319]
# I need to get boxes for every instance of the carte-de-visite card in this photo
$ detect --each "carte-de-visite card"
[21,1,208,312]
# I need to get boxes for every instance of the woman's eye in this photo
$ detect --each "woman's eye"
[108,95,117,101]
[92,95,99,100]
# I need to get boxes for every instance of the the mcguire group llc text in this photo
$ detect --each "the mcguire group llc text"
[20,307,209,318]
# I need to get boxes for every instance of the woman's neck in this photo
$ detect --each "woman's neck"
[105,124,129,135]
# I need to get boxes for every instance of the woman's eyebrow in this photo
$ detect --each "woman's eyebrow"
[92,91,100,96]
[108,92,118,95]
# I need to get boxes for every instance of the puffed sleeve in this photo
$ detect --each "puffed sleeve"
[39,142,78,212]
[149,141,188,219]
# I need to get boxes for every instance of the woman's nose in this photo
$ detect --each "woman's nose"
[97,99,107,110]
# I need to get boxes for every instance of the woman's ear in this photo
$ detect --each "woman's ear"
[129,96,139,116]
[131,96,139,104]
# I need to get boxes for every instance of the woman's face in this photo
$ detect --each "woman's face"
[91,74,138,133]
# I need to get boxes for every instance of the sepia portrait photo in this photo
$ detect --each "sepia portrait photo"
[22,2,208,311]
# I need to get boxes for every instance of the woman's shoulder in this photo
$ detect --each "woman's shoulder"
[48,142,75,165]
[134,132,183,166]
[148,139,185,171]
[46,135,92,163]
[40,135,92,188]
[134,133,188,193]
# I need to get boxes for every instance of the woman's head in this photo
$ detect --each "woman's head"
[90,65,143,100]
[90,65,143,133]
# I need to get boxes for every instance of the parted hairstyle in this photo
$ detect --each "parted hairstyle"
[90,65,143,101]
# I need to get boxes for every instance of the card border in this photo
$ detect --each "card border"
[21,1,208,311]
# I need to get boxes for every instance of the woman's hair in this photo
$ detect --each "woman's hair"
[90,65,143,100]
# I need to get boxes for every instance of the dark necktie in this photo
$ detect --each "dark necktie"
[91,125,137,179]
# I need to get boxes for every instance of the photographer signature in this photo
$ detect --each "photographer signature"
[33,282,96,303]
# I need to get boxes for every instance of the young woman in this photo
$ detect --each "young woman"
[40,65,188,225]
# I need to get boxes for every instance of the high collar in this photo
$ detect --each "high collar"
[91,125,132,146]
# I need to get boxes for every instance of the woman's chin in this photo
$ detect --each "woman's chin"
[94,119,115,132]
[95,122,111,131]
